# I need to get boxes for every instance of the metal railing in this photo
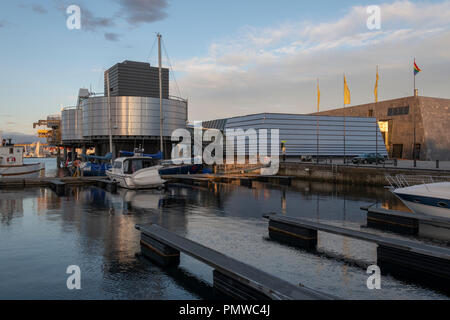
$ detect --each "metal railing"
[385,174,450,189]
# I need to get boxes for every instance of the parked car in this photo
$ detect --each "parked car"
[351,153,386,164]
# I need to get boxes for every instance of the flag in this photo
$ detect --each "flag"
[374,66,379,103]
[317,79,320,112]
[414,59,422,76]
[344,75,351,105]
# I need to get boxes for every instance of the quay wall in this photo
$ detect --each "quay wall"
[279,163,449,186]
[216,162,450,187]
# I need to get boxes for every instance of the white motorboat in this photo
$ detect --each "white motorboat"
[106,152,165,190]
[386,175,450,218]
[0,138,44,179]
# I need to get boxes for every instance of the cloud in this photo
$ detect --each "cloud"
[173,0,450,121]
[81,8,115,31]
[117,0,168,26]
[104,32,120,42]
[18,3,48,14]
[31,4,48,14]
[52,0,168,41]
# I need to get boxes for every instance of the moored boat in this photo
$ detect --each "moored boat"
[106,150,165,190]
[0,138,44,179]
[386,175,450,218]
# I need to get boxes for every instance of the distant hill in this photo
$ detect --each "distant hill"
[0,131,47,144]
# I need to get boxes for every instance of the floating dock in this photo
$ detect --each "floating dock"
[136,223,334,300]
[161,174,293,188]
[264,214,450,293]
[361,206,450,241]
[0,177,118,195]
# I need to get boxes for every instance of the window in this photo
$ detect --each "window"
[9,148,13,154]
[143,159,158,168]
[368,109,374,117]
[113,161,122,169]
[387,106,409,116]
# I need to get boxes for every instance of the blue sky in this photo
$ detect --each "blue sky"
[1,0,450,135]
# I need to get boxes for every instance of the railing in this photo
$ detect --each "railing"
[169,95,188,103]
[385,174,450,189]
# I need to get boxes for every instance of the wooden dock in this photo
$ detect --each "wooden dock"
[0,177,118,195]
[136,223,334,300]
[161,174,294,188]
[264,214,450,293]
[361,206,450,241]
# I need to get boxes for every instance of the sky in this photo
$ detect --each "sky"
[1,0,450,135]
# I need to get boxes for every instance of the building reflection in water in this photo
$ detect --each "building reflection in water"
[0,188,50,226]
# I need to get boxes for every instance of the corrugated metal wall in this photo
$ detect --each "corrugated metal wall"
[80,96,187,138]
[209,113,387,157]
[61,108,83,141]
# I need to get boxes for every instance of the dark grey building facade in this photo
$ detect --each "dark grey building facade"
[104,60,169,99]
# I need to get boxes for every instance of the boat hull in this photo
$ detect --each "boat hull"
[393,186,450,218]
[0,163,45,179]
[106,170,165,190]
[397,198,450,218]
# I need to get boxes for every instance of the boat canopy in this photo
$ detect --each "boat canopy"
[119,150,163,159]
[81,153,112,161]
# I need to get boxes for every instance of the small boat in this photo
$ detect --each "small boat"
[0,139,44,178]
[386,175,450,218]
[119,152,203,175]
[159,156,203,175]
[80,153,112,176]
[106,149,165,189]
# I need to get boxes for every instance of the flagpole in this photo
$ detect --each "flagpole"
[343,74,346,164]
[375,65,378,165]
[413,58,416,161]
[316,78,319,164]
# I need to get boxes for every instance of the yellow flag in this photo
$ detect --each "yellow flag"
[374,66,379,102]
[344,75,351,105]
[317,79,320,112]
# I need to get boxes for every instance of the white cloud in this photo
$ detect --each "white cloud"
[174,0,450,121]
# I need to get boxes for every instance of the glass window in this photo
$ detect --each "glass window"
[131,160,143,173]
[123,160,130,173]
[143,159,157,168]
[387,106,409,116]
[113,161,122,169]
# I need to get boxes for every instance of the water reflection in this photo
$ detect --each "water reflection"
[0,181,447,300]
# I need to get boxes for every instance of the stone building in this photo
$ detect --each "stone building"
[313,95,450,160]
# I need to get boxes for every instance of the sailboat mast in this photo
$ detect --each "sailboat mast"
[106,70,113,160]
[158,33,163,156]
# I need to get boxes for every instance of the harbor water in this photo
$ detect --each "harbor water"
[0,158,448,299]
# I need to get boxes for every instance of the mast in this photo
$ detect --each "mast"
[106,70,113,161]
[158,33,163,157]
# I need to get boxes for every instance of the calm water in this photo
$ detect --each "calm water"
[1,159,448,300]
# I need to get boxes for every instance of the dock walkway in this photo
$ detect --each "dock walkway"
[361,206,450,239]
[265,214,450,292]
[136,223,334,300]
